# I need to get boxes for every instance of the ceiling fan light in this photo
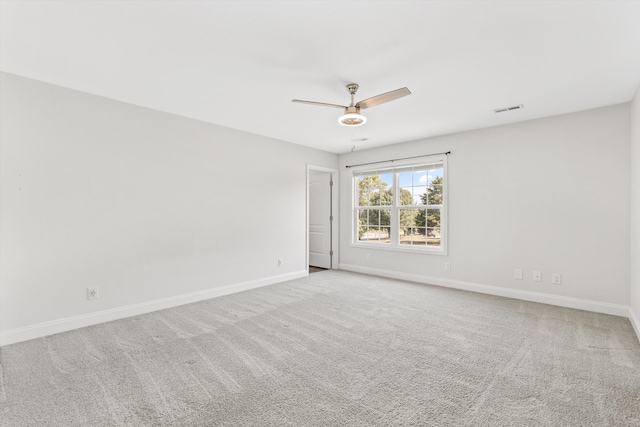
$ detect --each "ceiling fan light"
[338,113,367,127]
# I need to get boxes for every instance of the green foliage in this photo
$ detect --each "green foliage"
[357,176,412,239]
[358,175,388,206]
[357,174,443,240]
[357,176,390,238]
[423,176,443,205]
[399,188,413,205]
[398,189,416,235]
[415,176,443,234]
[367,189,391,237]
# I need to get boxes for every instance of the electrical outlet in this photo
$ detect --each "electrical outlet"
[278,258,283,267]
[533,271,542,282]
[444,262,451,271]
[87,287,99,300]
[552,273,562,285]
[514,269,523,280]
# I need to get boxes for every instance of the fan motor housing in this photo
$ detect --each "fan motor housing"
[339,106,366,126]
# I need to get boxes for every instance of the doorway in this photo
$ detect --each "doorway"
[307,166,338,272]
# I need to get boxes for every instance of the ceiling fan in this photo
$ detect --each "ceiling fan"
[292,84,411,127]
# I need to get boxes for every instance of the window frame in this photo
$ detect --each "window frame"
[351,155,448,255]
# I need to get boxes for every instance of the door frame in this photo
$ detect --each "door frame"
[306,164,339,272]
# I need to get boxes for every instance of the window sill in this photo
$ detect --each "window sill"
[350,242,447,256]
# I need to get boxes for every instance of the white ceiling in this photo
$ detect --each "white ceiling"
[2,1,640,154]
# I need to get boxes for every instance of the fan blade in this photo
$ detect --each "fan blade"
[292,99,346,109]
[356,87,411,109]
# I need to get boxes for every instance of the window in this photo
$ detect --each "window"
[353,156,446,253]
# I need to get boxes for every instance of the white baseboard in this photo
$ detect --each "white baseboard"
[630,308,640,343]
[0,270,308,347]
[339,263,630,317]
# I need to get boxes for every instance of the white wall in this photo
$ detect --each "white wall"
[0,73,338,344]
[339,104,631,315]
[631,85,640,338]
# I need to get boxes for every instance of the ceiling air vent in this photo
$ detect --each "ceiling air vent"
[493,104,524,114]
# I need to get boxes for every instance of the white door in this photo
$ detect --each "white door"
[309,170,332,269]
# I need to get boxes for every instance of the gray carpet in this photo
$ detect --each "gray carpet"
[1,270,639,426]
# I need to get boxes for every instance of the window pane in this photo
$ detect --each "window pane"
[380,226,391,242]
[370,188,380,206]
[424,184,442,205]
[382,188,393,206]
[358,226,371,243]
[357,208,391,244]
[399,210,428,246]
[357,210,367,241]
[428,169,443,184]
[399,208,416,228]
[380,209,391,228]
[357,177,369,206]
[398,171,412,187]
[359,226,390,244]
[380,173,393,189]
[399,187,413,206]
[413,186,427,205]
[400,226,427,245]
[427,227,441,246]
[357,175,393,207]
[414,208,426,230]
[427,208,441,228]
[371,188,392,206]
[398,169,429,206]
[369,208,380,226]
